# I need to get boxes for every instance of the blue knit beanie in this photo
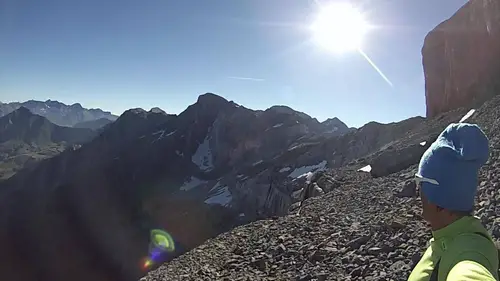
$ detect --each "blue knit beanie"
[417,123,489,212]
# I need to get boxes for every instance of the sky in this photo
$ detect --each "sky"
[0,0,468,128]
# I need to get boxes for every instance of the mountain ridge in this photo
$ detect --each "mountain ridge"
[0,99,118,127]
[0,107,96,180]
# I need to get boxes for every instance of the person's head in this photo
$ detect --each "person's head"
[415,123,489,230]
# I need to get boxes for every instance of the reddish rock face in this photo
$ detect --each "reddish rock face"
[423,0,500,118]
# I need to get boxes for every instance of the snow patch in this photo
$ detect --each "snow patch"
[301,172,315,182]
[288,160,327,179]
[175,150,184,157]
[419,141,426,147]
[273,123,284,128]
[358,165,372,173]
[192,135,214,172]
[180,176,207,191]
[204,182,232,206]
[279,167,291,173]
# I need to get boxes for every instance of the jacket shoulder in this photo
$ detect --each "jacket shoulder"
[441,234,498,280]
[447,260,496,281]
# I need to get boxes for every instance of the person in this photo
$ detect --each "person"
[408,123,499,281]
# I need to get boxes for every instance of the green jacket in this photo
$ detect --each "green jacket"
[408,216,499,281]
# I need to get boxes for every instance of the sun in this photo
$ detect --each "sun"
[310,2,370,53]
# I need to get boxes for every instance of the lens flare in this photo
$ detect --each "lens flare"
[142,258,153,269]
[140,229,176,271]
[150,229,175,252]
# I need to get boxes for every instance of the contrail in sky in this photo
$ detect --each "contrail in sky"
[357,48,394,87]
[227,76,265,82]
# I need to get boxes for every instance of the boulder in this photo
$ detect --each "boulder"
[370,141,432,178]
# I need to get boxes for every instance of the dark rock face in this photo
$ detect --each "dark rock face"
[0,99,118,127]
[423,0,500,117]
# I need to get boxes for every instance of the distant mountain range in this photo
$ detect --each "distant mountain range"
[0,99,118,127]
[0,107,96,145]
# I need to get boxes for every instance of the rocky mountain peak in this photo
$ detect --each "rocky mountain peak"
[122,107,148,117]
[9,106,32,118]
[98,107,175,144]
[321,117,351,134]
[196,92,229,106]
[150,107,166,114]
[119,107,171,121]
[70,103,83,109]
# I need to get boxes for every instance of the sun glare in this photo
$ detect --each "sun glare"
[311,2,370,53]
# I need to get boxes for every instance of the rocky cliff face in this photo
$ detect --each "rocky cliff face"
[423,0,500,117]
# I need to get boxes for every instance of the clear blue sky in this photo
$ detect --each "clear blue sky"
[1,0,467,128]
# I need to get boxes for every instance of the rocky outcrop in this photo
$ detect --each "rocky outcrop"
[0,99,118,127]
[423,0,500,117]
